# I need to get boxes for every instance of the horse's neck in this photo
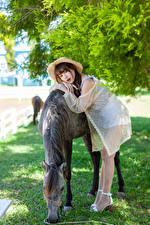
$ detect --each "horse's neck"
[45,151,54,165]
[44,119,64,165]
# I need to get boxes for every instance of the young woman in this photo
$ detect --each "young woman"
[48,57,132,212]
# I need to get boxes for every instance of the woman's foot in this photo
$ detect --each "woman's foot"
[91,192,113,212]
[90,189,103,210]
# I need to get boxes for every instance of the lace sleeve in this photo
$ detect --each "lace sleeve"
[49,83,70,93]
[64,84,97,113]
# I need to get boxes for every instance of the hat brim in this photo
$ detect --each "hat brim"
[47,57,83,81]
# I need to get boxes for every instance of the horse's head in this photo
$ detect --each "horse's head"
[42,160,66,224]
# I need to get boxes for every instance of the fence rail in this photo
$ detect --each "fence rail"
[0,106,33,139]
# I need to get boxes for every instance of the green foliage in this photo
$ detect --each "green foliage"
[24,39,49,79]
[0,13,17,70]
[45,0,150,95]
[6,0,150,94]
[7,0,51,76]
[8,0,42,38]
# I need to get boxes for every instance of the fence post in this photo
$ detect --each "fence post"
[12,109,17,134]
[0,115,6,138]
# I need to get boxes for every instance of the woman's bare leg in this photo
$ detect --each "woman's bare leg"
[93,161,104,205]
[96,148,115,211]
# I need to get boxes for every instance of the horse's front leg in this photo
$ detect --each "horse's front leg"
[82,133,100,197]
[114,151,126,198]
[64,140,73,211]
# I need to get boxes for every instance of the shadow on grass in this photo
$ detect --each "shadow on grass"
[0,117,149,224]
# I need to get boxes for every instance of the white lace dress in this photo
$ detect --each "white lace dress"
[49,78,132,156]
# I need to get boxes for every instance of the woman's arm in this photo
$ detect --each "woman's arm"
[81,79,95,95]
[64,78,96,113]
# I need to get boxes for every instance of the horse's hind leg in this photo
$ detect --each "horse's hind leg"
[82,133,100,197]
[33,102,39,125]
[64,141,73,211]
[114,151,126,198]
[33,111,37,125]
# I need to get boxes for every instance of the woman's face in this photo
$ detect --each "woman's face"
[58,69,75,84]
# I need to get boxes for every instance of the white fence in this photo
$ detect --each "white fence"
[0,106,33,139]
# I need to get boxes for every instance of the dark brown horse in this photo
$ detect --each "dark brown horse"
[32,96,44,125]
[39,89,125,224]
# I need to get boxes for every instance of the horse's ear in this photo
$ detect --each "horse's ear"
[42,160,49,172]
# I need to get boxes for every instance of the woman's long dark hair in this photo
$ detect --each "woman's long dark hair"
[55,62,82,97]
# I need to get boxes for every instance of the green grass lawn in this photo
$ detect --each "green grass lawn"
[0,96,150,224]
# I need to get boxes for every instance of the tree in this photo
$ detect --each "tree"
[0,13,17,70]
[6,0,150,95]
[44,0,150,95]
[7,0,52,77]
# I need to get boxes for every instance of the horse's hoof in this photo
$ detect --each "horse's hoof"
[87,192,95,197]
[64,206,72,211]
[116,192,126,199]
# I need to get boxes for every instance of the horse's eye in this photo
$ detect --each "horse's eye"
[60,186,64,192]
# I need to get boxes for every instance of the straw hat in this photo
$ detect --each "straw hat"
[47,57,83,81]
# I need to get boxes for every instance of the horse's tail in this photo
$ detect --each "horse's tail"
[40,98,44,109]
[33,103,38,124]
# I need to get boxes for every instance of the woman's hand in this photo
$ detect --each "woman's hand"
[62,82,74,93]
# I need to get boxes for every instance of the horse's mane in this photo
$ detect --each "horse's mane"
[44,163,59,197]
[43,89,67,196]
